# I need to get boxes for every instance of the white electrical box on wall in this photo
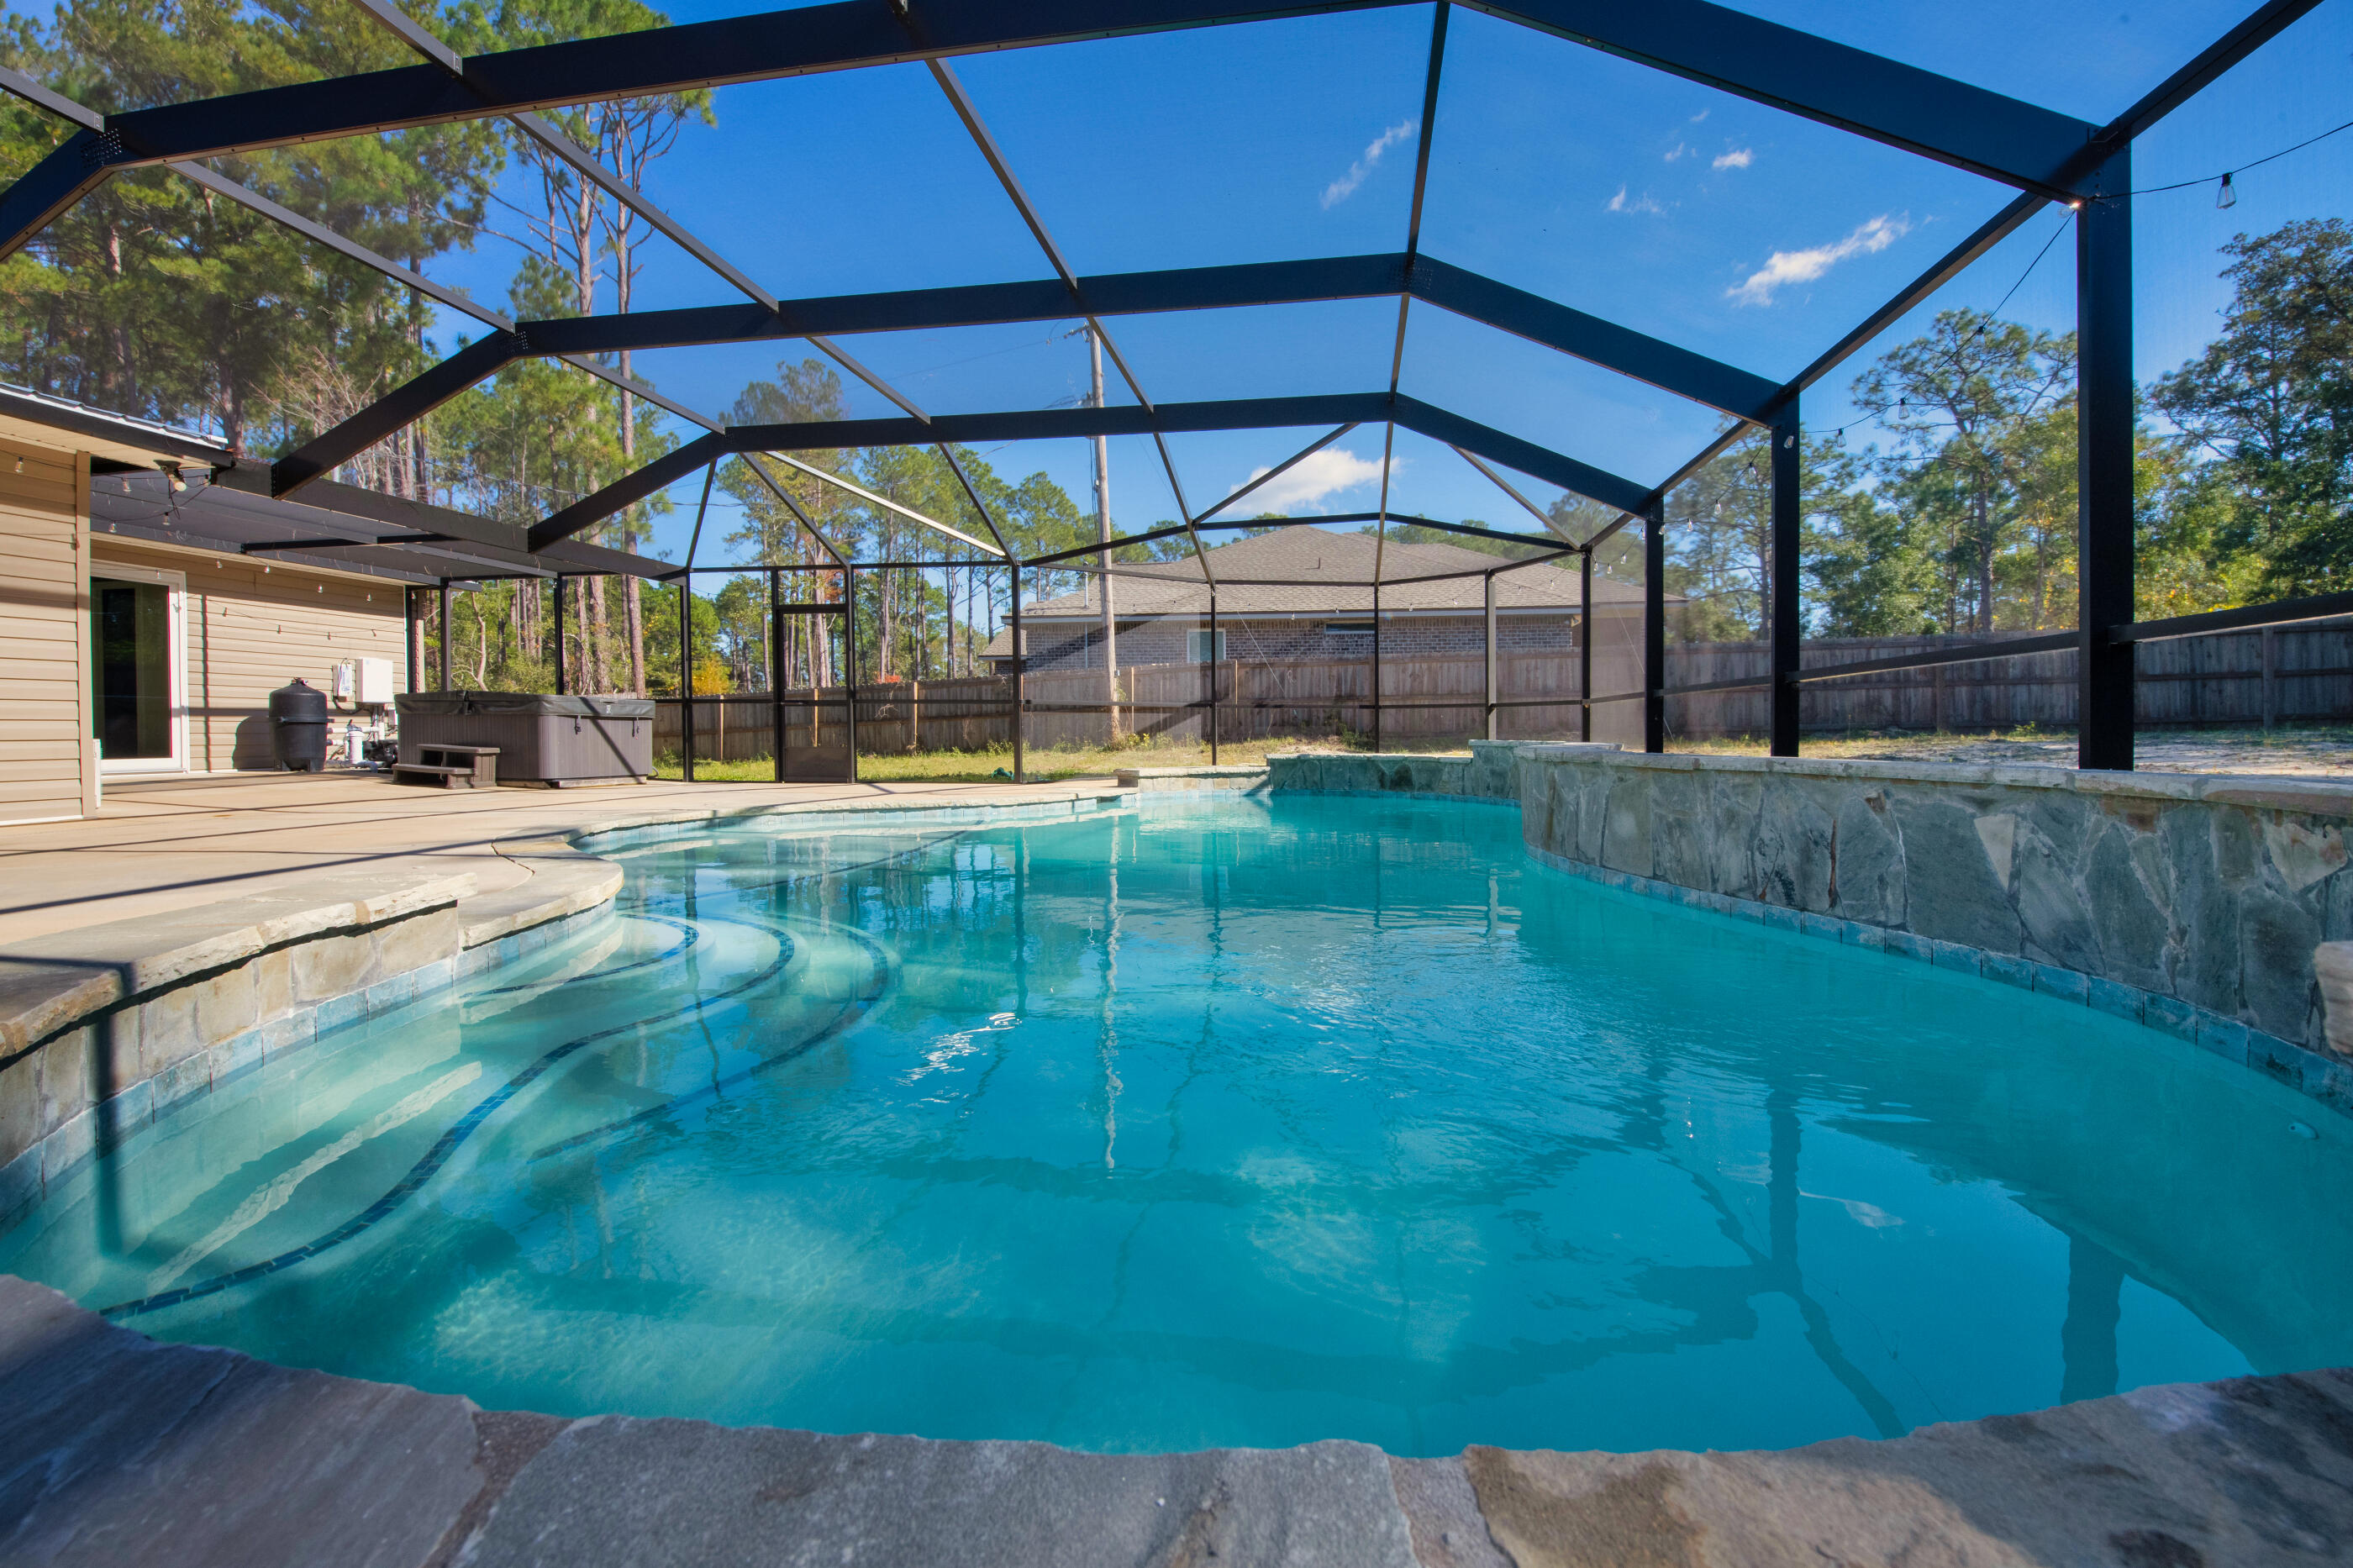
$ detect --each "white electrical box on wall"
[357,658,395,705]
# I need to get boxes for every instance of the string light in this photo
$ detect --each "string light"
[2114,114,2352,199]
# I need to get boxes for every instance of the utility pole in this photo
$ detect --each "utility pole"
[1090,324,1119,738]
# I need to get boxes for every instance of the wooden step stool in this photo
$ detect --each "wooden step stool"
[394,744,500,789]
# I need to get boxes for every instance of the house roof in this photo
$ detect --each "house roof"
[4,386,671,587]
[982,525,1652,654]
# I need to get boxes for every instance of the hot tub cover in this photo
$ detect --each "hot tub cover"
[395,692,655,718]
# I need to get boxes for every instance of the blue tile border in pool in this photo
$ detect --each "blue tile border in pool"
[1524,844,2353,1120]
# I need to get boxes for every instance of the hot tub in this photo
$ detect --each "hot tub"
[395,692,653,785]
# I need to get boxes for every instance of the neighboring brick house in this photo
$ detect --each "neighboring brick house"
[982,524,1643,672]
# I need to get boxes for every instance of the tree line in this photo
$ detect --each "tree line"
[1664,219,2350,645]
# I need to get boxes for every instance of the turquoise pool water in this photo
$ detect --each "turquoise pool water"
[8,794,2350,1456]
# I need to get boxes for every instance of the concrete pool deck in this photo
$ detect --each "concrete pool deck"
[0,770,1126,945]
[4,1273,2350,1567]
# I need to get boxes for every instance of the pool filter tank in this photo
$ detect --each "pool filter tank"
[268,678,330,772]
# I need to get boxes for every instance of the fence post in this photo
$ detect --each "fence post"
[1644,498,1665,752]
[678,578,695,783]
[2261,626,2278,729]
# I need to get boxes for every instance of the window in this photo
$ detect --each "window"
[1187,629,1227,663]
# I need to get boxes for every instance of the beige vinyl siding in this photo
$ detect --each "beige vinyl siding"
[0,438,90,822]
[89,539,408,771]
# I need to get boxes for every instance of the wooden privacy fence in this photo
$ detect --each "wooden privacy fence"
[1666,620,2352,739]
[651,678,1012,763]
[650,620,2350,760]
[652,645,1645,759]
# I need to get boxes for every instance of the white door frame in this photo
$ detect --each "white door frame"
[88,561,189,775]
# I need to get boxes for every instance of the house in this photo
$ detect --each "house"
[982,524,1644,672]
[0,386,655,824]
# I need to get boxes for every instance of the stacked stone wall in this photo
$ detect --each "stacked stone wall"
[1271,743,2353,1092]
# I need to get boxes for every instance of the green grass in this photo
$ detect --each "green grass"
[1672,721,2353,757]
[651,722,2351,782]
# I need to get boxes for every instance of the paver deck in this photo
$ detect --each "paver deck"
[3,1275,2350,1567]
[0,771,1115,945]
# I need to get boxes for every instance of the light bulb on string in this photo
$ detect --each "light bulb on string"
[2216,171,2237,208]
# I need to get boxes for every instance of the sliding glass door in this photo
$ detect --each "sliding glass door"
[90,566,185,772]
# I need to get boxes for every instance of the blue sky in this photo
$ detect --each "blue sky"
[24,0,2353,570]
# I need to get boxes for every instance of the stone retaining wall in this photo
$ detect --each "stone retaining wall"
[1269,743,2353,1082]
[1266,741,1523,803]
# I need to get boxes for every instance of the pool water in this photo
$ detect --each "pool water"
[8,794,2351,1456]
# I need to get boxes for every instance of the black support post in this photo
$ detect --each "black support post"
[771,567,787,784]
[1483,569,1498,741]
[1579,548,1594,742]
[1769,401,1802,757]
[404,587,419,693]
[1370,581,1382,754]
[1005,562,1021,784]
[2077,146,2136,771]
[553,576,567,695]
[1208,592,1221,765]
[678,578,695,783]
[436,580,451,692]
[845,564,861,782]
[1644,497,1665,752]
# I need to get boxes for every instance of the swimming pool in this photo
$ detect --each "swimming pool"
[7,794,2349,1456]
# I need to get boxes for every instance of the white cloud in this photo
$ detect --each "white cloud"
[1726,213,1911,305]
[1664,141,1689,162]
[1228,448,1390,513]
[1689,108,1710,124]
[1712,147,1754,170]
[1321,120,1419,209]
[1606,184,1664,215]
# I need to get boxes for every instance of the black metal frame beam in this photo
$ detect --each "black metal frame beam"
[348,0,929,424]
[276,251,1782,496]
[1,0,2100,236]
[524,392,1651,551]
[2116,589,2353,644]
[1659,587,2353,697]
[0,66,722,472]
